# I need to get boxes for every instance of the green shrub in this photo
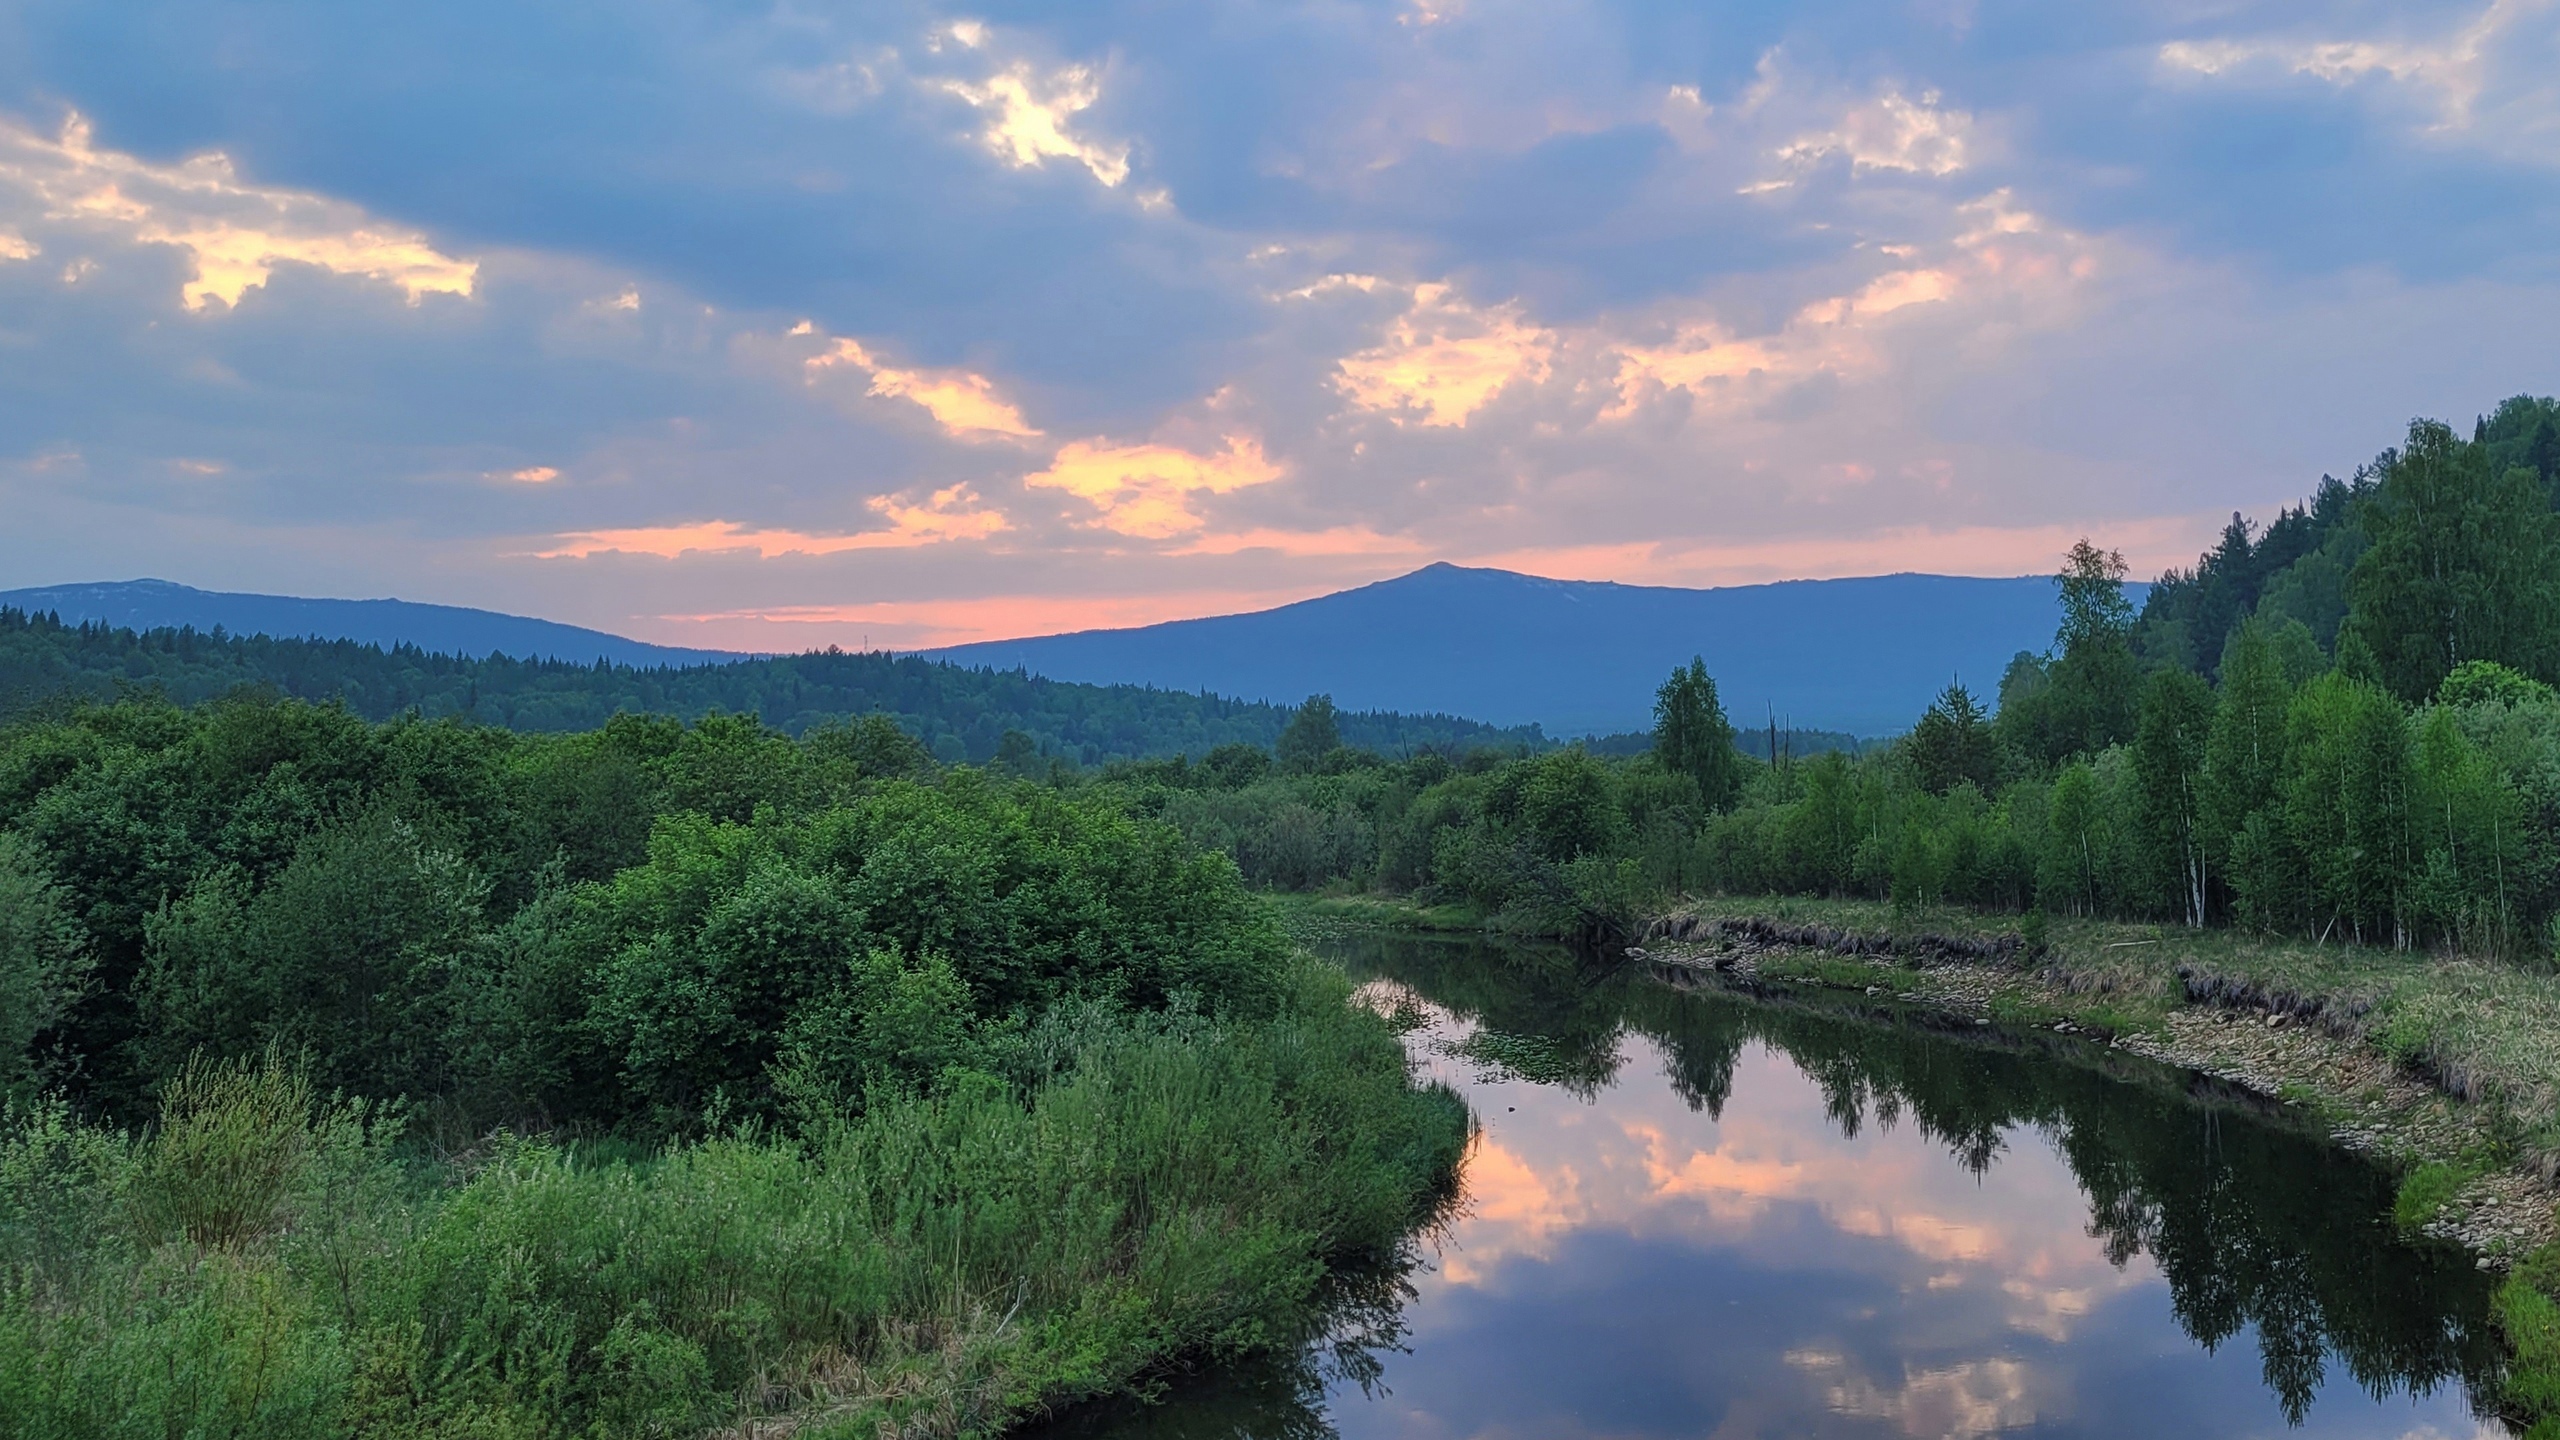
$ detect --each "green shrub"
[136,1050,321,1250]
[0,965,1465,1439]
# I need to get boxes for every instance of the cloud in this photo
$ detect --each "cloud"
[805,334,1042,439]
[507,466,560,484]
[0,112,476,311]
[1604,191,2089,421]
[10,0,2560,657]
[2158,0,2558,153]
[1771,88,1974,178]
[1789,1352,2040,1439]
[1023,435,1282,537]
[940,61,1132,187]
[1333,282,1556,427]
[535,485,1008,559]
[1164,524,1428,559]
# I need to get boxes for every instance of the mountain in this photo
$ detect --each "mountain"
[934,564,2132,738]
[0,605,1543,762]
[0,578,733,668]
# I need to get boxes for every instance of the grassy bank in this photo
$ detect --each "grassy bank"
[0,961,1467,1439]
[1655,895,2560,1164]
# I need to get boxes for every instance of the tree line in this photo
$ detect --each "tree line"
[0,606,1543,767]
[1095,400,2560,955]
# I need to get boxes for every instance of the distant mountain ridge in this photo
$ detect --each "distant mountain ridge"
[4,567,2138,739]
[0,578,733,669]
[934,563,2139,737]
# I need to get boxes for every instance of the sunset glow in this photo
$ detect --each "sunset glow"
[2,0,2548,653]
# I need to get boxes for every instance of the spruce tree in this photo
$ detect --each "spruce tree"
[1909,682,1996,795]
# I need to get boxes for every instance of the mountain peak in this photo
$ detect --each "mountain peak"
[936,570,2102,736]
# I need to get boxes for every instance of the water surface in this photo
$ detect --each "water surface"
[1039,932,2511,1439]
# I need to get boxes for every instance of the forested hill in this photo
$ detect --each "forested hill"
[0,609,1544,764]
[0,577,731,668]
[2134,395,2560,682]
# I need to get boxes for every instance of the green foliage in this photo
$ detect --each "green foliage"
[1907,682,1995,796]
[2443,661,2559,710]
[131,1048,392,1254]
[0,833,88,1104]
[138,810,486,1100]
[0,968,1466,1440]
[1276,694,1343,773]
[2139,480,2367,677]
[1999,540,2141,766]
[1652,658,1742,811]
[0,608,1541,766]
[2347,418,2560,702]
[2495,1274,2560,1432]
[1445,1029,1589,1086]
[2057,538,2136,653]
[0,685,1467,1437]
[2132,668,2214,926]
[1095,506,2560,959]
[2501,1235,2560,1432]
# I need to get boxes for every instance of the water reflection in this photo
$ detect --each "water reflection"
[1036,933,2512,1439]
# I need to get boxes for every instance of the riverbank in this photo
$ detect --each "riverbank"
[1634,896,2560,1264]
[1281,892,2560,1432]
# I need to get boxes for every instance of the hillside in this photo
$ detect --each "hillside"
[0,578,733,668]
[935,564,2124,737]
[0,607,1540,764]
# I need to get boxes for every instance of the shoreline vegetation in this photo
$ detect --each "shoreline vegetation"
[0,696,1468,1439]
[0,963,1465,1440]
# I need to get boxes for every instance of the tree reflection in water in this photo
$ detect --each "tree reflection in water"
[1033,933,2509,1437]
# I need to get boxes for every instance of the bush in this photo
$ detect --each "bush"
[0,967,1466,1439]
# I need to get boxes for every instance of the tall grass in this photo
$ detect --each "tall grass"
[0,961,1465,1439]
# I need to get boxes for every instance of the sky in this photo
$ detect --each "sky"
[0,0,2555,650]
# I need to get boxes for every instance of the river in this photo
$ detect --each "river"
[1035,930,2513,1439]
